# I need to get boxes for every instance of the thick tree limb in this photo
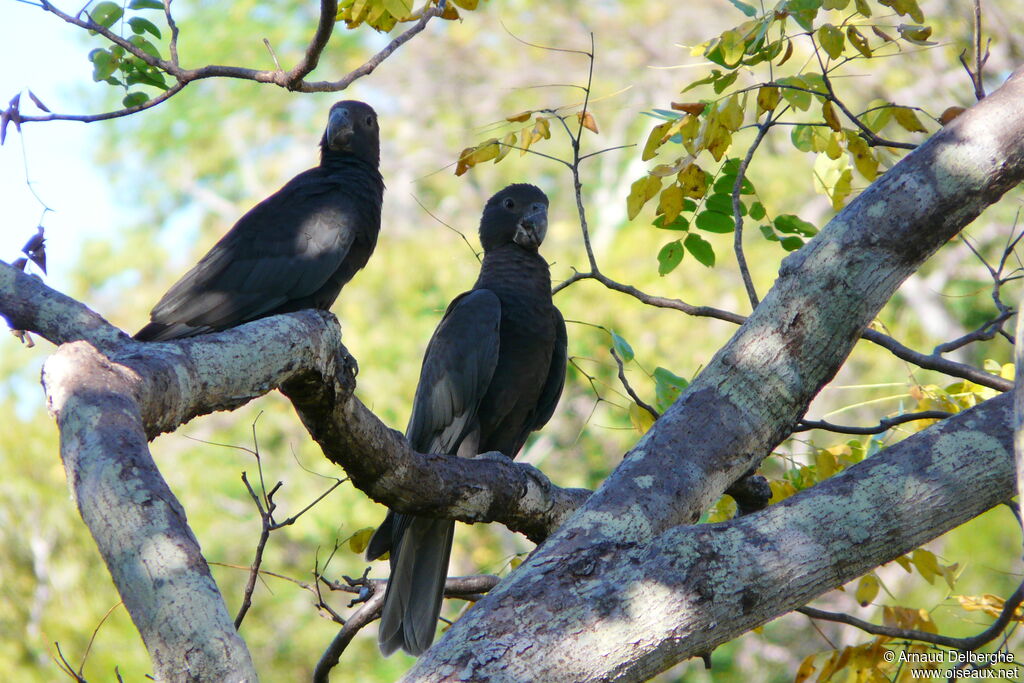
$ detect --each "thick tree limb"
[0,257,589,676]
[406,391,1017,682]
[408,67,1024,679]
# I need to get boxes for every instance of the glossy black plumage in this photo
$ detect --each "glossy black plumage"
[367,184,567,656]
[135,100,384,341]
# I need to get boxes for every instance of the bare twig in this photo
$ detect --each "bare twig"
[798,578,1024,651]
[235,462,344,629]
[8,0,445,128]
[163,0,180,66]
[959,0,989,101]
[861,328,1013,392]
[796,410,953,435]
[52,642,87,683]
[313,574,500,681]
[733,116,773,309]
[610,347,659,420]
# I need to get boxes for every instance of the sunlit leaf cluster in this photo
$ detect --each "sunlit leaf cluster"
[337,0,478,32]
[631,0,943,237]
[87,0,169,108]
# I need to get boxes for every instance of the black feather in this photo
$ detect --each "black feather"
[135,100,383,341]
[369,184,567,656]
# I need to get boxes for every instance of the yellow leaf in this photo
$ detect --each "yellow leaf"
[845,131,878,181]
[642,121,674,161]
[576,111,599,134]
[768,479,796,503]
[518,126,533,156]
[941,562,960,590]
[847,26,872,58]
[676,163,707,199]
[532,117,551,142]
[795,654,817,683]
[892,106,927,133]
[455,146,474,176]
[381,0,412,19]
[855,574,880,606]
[956,593,1012,619]
[657,184,685,223]
[897,23,934,45]
[911,548,939,584]
[706,126,732,161]
[344,527,376,554]
[822,100,841,132]
[893,555,913,573]
[510,555,523,569]
[629,403,656,434]
[506,110,533,123]
[718,95,744,132]
[756,86,780,117]
[452,0,478,9]
[814,448,838,479]
[495,132,516,162]
[626,175,663,220]
[778,38,794,65]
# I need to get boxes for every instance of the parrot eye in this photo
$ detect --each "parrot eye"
[503,198,515,210]
[365,115,374,126]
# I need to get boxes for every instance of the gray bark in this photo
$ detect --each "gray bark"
[2,63,1022,683]
[1,262,584,679]
[406,66,1024,680]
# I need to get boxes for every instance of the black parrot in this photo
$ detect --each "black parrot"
[135,100,384,341]
[366,183,568,656]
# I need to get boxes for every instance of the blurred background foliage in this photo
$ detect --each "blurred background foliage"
[2,0,1024,680]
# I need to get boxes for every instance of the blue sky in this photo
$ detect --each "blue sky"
[1,0,116,289]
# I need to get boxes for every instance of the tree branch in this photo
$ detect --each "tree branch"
[7,0,444,127]
[410,65,1024,680]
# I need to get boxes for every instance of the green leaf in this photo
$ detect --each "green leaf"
[780,236,805,251]
[727,0,758,16]
[90,49,117,81]
[721,158,742,174]
[610,330,635,363]
[712,174,754,195]
[128,16,162,38]
[695,210,734,233]
[129,35,162,59]
[122,91,149,108]
[749,202,766,220]
[705,193,745,216]
[791,124,815,152]
[652,215,690,231]
[774,214,818,237]
[657,240,684,275]
[712,70,739,95]
[129,0,165,8]
[759,224,779,241]
[654,367,689,412]
[777,76,812,111]
[817,23,845,59]
[684,233,716,267]
[719,29,746,67]
[90,1,123,28]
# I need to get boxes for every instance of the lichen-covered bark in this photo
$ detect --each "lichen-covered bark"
[43,342,258,682]
[408,67,1024,680]
[409,393,1015,682]
[2,260,586,678]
